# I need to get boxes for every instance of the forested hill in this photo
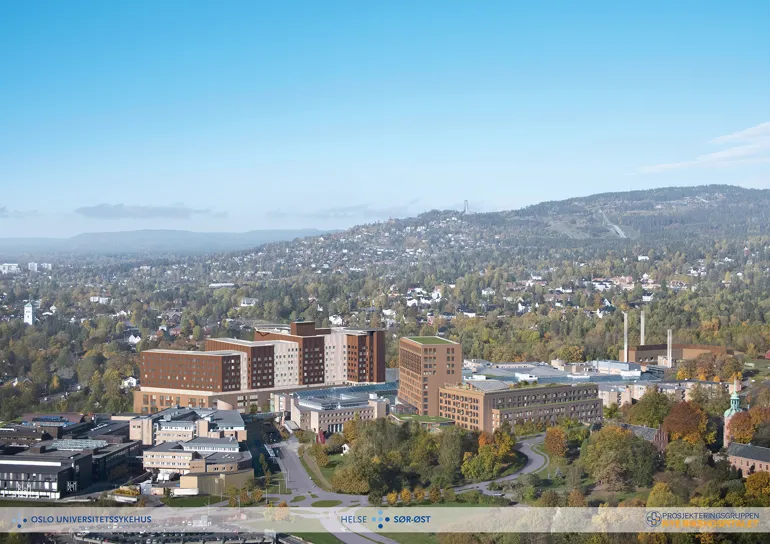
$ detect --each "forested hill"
[462,185,770,242]
[189,184,770,283]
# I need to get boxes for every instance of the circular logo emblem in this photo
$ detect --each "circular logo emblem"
[646,511,662,528]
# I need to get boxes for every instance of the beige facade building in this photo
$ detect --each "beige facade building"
[142,437,251,477]
[129,407,246,447]
[438,380,602,433]
[597,384,633,408]
[398,337,460,416]
[179,469,254,495]
[290,393,389,434]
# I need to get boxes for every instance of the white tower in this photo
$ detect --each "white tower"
[623,311,629,362]
[23,302,34,325]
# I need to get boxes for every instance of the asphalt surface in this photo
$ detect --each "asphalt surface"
[273,433,547,507]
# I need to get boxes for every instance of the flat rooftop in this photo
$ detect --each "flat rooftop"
[392,414,454,423]
[443,381,596,393]
[208,338,296,347]
[294,381,398,399]
[405,336,457,345]
[141,349,243,357]
[465,379,510,392]
[185,437,239,446]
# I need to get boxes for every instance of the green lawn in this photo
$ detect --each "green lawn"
[532,444,552,476]
[319,453,344,482]
[495,451,528,478]
[162,495,216,507]
[311,499,343,507]
[745,359,770,378]
[300,451,335,492]
[406,336,455,345]
[266,472,290,494]
[310,493,319,498]
[291,495,307,503]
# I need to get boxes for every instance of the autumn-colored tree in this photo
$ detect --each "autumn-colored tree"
[728,412,755,444]
[414,487,425,503]
[343,413,361,443]
[695,353,716,381]
[386,491,398,506]
[566,488,586,507]
[593,454,627,491]
[478,432,494,447]
[311,444,329,467]
[558,345,585,362]
[646,483,683,507]
[400,488,412,505]
[461,444,500,480]
[251,488,263,504]
[663,402,710,444]
[495,431,515,459]
[637,534,668,544]
[429,486,442,503]
[745,471,770,505]
[538,489,561,507]
[544,426,568,458]
[676,359,697,380]
[749,406,770,428]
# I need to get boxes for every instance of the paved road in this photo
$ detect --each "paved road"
[275,437,367,506]
[274,433,546,506]
[455,434,546,493]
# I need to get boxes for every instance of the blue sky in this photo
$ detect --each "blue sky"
[1,1,769,237]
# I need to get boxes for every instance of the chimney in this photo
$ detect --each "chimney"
[623,312,629,363]
[667,329,673,367]
[640,311,645,346]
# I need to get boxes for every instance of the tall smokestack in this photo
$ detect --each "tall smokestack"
[640,310,645,346]
[667,329,673,367]
[623,312,629,362]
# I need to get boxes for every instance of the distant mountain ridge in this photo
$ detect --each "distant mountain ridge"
[2,185,768,258]
[0,228,331,256]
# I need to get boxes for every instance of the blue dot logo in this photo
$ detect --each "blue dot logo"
[375,510,391,530]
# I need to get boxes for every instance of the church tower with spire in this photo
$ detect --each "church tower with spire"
[723,376,743,449]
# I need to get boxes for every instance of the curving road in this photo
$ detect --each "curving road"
[274,433,546,506]
[455,434,547,494]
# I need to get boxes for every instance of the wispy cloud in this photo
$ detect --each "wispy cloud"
[75,204,225,220]
[0,207,38,219]
[641,121,770,174]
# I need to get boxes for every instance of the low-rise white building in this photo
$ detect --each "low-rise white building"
[290,392,389,434]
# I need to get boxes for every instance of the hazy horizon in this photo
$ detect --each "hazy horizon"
[2,2,768,237]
